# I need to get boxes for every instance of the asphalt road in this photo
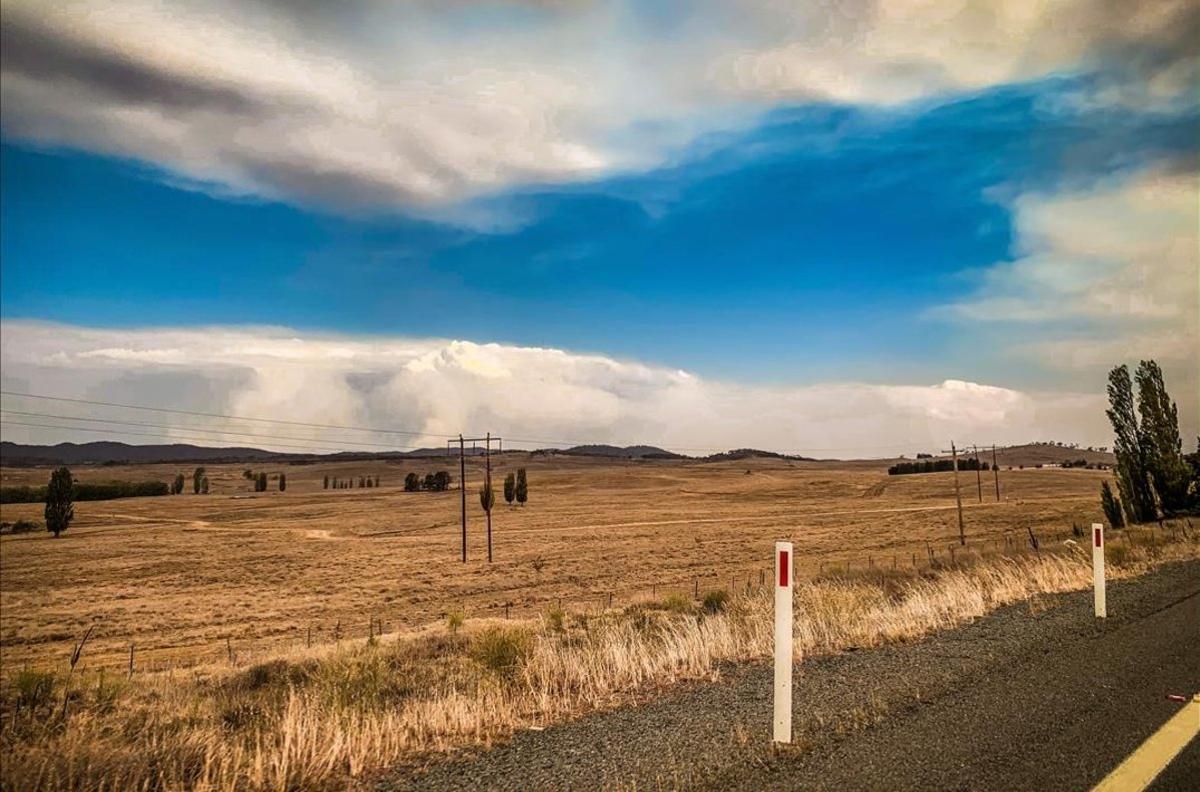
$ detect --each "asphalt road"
[383,560,1200,791]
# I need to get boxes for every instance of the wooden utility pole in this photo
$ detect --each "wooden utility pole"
[992,444,1001,501]
[973,444,983,503]
[485,432,493,563]
[942,442,966,546]
[459,434,467,563]
[455,433,503,563]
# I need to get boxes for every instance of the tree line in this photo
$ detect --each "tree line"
[888,458,990,476]
[0,478,170,504]
[396,467,530,506]
[1101,360,1199,527]
[324,474,380,490]
[403,471,452,492]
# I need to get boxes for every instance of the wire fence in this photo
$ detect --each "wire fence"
[26,518,1191,677]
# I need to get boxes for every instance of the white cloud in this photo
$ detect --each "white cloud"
[929,167,1198,441]
[934,168,1198,368]
[721,0,1198,106]
[0,321,1116,457]
[1,0,1193,211]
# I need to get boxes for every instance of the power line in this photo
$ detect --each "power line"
[1,388,1014,458]
[0,410,423,451]
[0,420,382,455]
[0,390,455,439]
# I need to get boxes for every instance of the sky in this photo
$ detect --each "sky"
[1,0,1197,456]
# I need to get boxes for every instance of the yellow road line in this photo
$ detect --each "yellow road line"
[1093,695,1200,792]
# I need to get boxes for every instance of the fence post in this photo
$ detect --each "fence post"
[1093,523,1106,618]
[774,541,793,744]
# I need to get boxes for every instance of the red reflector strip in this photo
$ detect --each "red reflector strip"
[1094,527,1102,548]
[778,550,790,587]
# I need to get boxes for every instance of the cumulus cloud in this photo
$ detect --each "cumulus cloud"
[933,168,1198,379]
[0,321,1115,457]
[721,0,1199,106]
[1,0,1194,211]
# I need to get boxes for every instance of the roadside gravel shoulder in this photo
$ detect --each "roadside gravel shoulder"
[380,560,1200,791]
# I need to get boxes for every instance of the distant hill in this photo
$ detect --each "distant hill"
[702,448,816,462]
[0,440,465,466]
[906,443,1115,468]
[0,439,1116,467]
[988,443,1115,468]
[559,444,685,460]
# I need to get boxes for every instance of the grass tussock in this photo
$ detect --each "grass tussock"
[2,536,1196,791]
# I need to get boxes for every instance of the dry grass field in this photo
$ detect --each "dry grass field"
[2,450,1116,673]
[5,449,1198,790]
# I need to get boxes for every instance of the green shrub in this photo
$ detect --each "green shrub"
[1,519,41,534]
[544,606,566,633]
[11,669,56,713]
[471,627,533,676]
[446,610,465,635]
[701,589,730,615]
[218,697,267,732]
[92,673,126,713]
[660,593,692,614]
[1107,544,1132,568]
[236,659,314,692]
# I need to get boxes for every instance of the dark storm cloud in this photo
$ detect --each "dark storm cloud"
[0,9,262,116]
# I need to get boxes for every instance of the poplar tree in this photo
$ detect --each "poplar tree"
[1135,360,1190,514]
[480,480,495,513]
[1105,365,1156,523]
[504,472,515,506]
[193,467,206,495]
[1100,481,1124,529]
[515,468,528,506]
[279,473,287,492]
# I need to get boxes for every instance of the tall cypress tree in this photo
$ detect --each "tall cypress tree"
[45,467,75,538]
[1106,364,1157,523]
[1100,481,1125,529]
[515,468,528,506]
[1135,360,1190,514]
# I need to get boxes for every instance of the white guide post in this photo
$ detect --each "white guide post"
[774,541,793,743]
[1093,523,1106,618]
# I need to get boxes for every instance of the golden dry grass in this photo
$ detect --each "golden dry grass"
[1,455,1119,672]
[2,533,1194,792]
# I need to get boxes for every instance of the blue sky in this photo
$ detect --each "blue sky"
[4,77,1194,385]
[0,1,1196,452]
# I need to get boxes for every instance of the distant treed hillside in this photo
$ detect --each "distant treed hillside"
[1,441,293,465]
[888,443,1115,469]
[0,439,1117,467]
[0,441,449,466]
[557,444,685,459]
[703,448,817,462]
